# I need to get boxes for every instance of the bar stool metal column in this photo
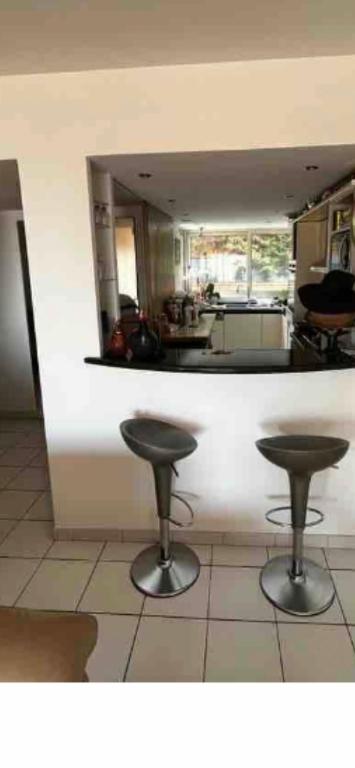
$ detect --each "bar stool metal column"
[120,417,200,597]
[256,435,349,616]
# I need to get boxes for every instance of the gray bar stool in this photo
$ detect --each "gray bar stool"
[256,435,349,616]
[120,417,200,597]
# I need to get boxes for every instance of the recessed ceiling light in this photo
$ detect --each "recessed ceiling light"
[138,172,152,178]
[168,198,176,203]
[284,194,295,199]
[305,165,319,171]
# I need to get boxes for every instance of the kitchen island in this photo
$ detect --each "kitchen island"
[68,342,355,546]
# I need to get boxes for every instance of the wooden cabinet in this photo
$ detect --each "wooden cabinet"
[224,314,262,350]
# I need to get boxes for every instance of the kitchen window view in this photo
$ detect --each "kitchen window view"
[188,231,292,301]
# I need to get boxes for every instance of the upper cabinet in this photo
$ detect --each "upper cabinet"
[293,178,355,319]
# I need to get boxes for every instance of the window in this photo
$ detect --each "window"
[189,230,291,300]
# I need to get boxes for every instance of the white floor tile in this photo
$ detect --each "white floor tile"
[213,545,267,567]
[0,519,17,544]
[17,433,46,448]
[0,433,25,449]
[16,559,94,611]
[325,549,355,570]
[0,520,53,557]
[126,616,206,682]
[0,419,43,433]
[0,467,21,489]
[0,557,40,605]
[0,448,40,467]
[268,546,327,568]
[0,490,40,520]
[143,566,210,618]
[332,570,355,624]
[205,620,282,682]
[25,492,53,521]
[7,467,49,491]
[87,614,139,682]
[279,624,355,682]
[209,566,274,621]
[78,562,144,615]
[101,542,148,562]
[274,595,344,624]
[29,450,48,468]
[47,540,103,560]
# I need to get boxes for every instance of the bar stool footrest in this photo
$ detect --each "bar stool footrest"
[265,505,324,528]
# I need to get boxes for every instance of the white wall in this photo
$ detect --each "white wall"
[0,212,37,413]
[0,55,354,532]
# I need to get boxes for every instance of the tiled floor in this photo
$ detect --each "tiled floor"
[1,418,355,682]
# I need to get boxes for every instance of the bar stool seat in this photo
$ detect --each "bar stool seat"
[120,418,197,465]
[120,417,200,598]
[256,433,349,616]
[257,435,349,474]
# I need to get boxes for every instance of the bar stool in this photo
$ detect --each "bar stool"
[120,417,200,597]
[256,435,349,616]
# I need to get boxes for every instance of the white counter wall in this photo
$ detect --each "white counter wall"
[51,365,355,537]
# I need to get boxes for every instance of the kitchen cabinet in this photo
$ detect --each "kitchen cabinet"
[224,314,262,350]
[260,314,283,348]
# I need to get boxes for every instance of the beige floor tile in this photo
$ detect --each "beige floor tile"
[0,433,25,449]
[0,557,40,605]
[332,570,355,624]
[0,419,43,433]
[47,540,103,560]
[0,490,40,520]
[0,448,40,467]
[209,566,274,621]
[143,566,210,618]
[279,624,355,682]
[0,520,53,557]
[25,492,53,521]
[78,562,144,615]
[189,544,212,565]
[17,432,46,448]
[29,450,48,468]
[205,620,282,682]
[0,520,17,544]
[325,549,355,570]
[126,616,206,682]
[213,545,267,567]
[16,559,94,611]
[7,467,49,492]
[101,542,148,562]
[268,547,327,568]
[274,595,344,624]
[0,467,21,489]
[87,614,139,682]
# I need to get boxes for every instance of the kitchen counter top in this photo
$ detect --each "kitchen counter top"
[162,313,216,344]
[85,342,355,374]
[201,304,284,315]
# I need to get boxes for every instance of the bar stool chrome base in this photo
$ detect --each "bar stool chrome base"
[130,542,200,597]
[260,555,335,616]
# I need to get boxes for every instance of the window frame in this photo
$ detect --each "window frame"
[187,228,291,299]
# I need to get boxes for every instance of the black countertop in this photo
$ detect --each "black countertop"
[201,305,284,315]
[85,343,355,374]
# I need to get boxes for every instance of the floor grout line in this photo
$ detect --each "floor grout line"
[123,591,146,682]
[74,541,107,612]
[202,561,212,682]
[267,545,285,682]
[323,548,355,657]
[13,538,54,607]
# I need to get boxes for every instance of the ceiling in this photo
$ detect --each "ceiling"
[92,145,355,229]
[0,161,22,210]
[1,1,355,76]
